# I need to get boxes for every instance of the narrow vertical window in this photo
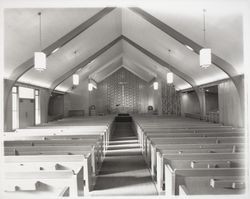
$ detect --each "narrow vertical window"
[35,89,41,125]
[12,86,19,130]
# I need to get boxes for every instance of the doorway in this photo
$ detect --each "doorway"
[204,85,219,123]
[19,98,35,128]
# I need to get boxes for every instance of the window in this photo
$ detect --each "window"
[19,86,34,99]
[12,86,19,130]
[35,89,41,125]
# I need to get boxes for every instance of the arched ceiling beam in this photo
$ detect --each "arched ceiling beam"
[97,65,123,83]
[9,7,115,83]
[122,36,197,88]
[89,55,156,83]
[129,8,243,95]
[50,36,123,91]
[52,35,197,93]
[4,7,116,122]
[122,55,157,77]
[122,64,150,82]
[49,35,204,113]
[122,35,204,114]
[89,54,123,80]
[130,7,244,115]
[129,7,238,78]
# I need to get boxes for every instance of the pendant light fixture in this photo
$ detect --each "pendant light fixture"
[167,72,173,84]
[167,49,173,84]
[88,79,97,91]
[72,51,79,86]
[88,83,93,91]
[153,82,158,90]
[34,12,46,71]
[73,74,79,85]
[199,9,211,68]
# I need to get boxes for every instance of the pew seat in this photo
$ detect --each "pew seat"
[165,165,245,195]
[4,155,93,194]
[4,169,82,197]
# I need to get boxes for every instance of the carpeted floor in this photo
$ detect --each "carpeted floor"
[91,122,158,196]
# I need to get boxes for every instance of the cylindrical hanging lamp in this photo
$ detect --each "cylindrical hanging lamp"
[167,72,173,84]
[200,9,211,68]
[167,49,174,84]
[153,82,158,90]
[34,12,46,72]
[73,74,79,85]
[88,83,93,91]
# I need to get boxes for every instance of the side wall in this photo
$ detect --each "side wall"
[65,78,90,116]
[218,79,244,127]
[180,91,201,116]
[4,80,50,131]
[205,92,219,113]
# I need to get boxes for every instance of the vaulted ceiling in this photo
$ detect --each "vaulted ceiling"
[4,4,244,92]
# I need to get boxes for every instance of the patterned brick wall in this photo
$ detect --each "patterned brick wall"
[95,67,181,115]
[97,67,148,114]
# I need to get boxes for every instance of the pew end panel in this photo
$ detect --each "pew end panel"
[4,169,83,197]
[165,166,245,195]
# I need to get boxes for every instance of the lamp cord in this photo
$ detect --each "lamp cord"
[74,50,77,66]
[168,49,171,72]
[38,12,42,51]
[203,9,206,46]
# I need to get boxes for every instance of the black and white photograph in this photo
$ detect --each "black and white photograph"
[0,0,249,198]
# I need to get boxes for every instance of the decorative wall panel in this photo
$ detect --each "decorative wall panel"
[218,80,243,127]
[161,82,181,115]
[97,67,148,114]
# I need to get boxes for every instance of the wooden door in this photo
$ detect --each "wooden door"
[19,99,35,128]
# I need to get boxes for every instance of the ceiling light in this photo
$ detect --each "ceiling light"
[200,48,211,68]
[34,12,46,72]
[88,81,97,91]
[34,52,46,72]
[185,45,194,51]
[88,83,93,91]
[72,50,79,86]
[167,72,173,84]
[51,47,60,54]
[167,49,174,84]
[200,9,211,68]
[153,82,158,90]
[73,74,79,85]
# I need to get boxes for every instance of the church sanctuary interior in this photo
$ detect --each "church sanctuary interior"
[1,0,250,198]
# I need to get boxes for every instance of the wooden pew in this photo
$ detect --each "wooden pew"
[143,132,243,162]
[5,128,109,151]
[7,115,115,151]
[4,144,100,175]
[149,143,243,174]
[4,155,93,195]
[4,134,102,141]
[3,116,115,197]
[169,159,245,169]
[4,168,82,197]
[4,136,104,172]
[5,134,104,161]
[5,145,96,195]
[147,137,244,170]
[133,116,245,196]
[156,153,245,193]
[165,165,245,195]
[132,118,243,151]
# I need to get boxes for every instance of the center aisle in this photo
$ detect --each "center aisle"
[91,118,158,196]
